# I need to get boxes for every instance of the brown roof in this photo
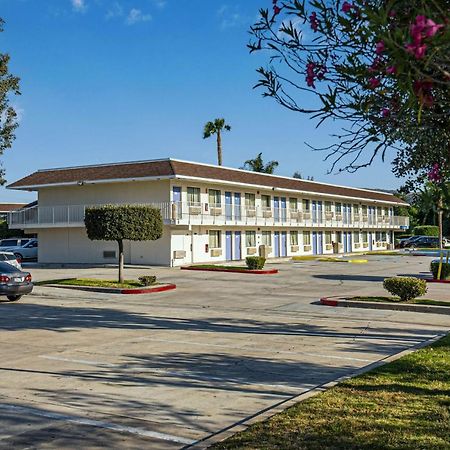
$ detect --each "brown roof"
[0,203,28,212]
[8,158,408,205]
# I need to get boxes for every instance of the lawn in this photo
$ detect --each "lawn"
[36,278,150,289]
[348,296,450,307]
[212,334,450,450]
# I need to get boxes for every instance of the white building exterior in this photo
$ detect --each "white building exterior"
[7,158,409,266]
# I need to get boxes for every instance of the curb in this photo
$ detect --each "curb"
[320,296,450,315]
[41,283,177,295]
[425,278,450,284]
[180,267,278,275]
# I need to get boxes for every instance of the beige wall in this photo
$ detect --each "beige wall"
[38,179,170,207]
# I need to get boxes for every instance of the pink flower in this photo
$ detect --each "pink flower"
[305,62,326,88]
[413,80,434,107]
[342,2,353,13]
[375,41,385,54]
[273,5,281,15]
[309,12,319,32]
[428,163,442,183]
[388,10,396,18]
[381,108,390,118]
[386,66,397,75]
[369,77,381,89]
[425,19,444,38]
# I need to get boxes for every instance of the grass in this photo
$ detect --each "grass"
[347,296,450,307]
[212,334,450,450]
[36,278,152,289]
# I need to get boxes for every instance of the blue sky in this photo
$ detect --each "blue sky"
[1,0,402,203]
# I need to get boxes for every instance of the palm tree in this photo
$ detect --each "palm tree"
[242,153,279,174]
[203,118,231,166]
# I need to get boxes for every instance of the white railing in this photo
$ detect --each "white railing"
[8,202,410,230]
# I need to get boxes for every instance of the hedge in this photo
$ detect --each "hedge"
[430,260,450,280]
[413,225,439,237]
[383,277,427,302]
[246,256,266,270]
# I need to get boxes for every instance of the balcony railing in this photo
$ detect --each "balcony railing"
[8,202,410,230]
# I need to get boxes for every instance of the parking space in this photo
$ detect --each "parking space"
[0,256,449,449]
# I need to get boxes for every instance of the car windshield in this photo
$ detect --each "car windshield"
[0,261,21,273]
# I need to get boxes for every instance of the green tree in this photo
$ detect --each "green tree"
[242,153,279,174]
[84,205,163,283]
[203,118,231,166]
[0,19,21,185]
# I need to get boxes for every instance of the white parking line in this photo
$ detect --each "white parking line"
[0,404,195,445]
[39,355,118,368]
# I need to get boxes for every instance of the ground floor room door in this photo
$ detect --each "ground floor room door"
[226,231,232,261]
[317,232,323,254]
[274,231,280,257]
[312,232,318,255]
[234,231,241,260]
[281,231,287,257]
[369,232,373,250]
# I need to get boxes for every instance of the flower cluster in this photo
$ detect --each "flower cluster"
[413,80,434,107]
[428,163,443,183]
[272,0,281,16]
[306,62,326,88]
[309,11,319,32]
[342,2,357,14]
[405,15,444,59]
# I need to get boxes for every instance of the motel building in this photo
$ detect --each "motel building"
[7,158,409,267]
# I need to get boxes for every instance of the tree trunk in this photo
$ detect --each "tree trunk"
[217,130,222,166]
[117,239,124,283]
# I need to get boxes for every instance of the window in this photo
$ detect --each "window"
[354,232,360,243]
[335,203,342,214]
[261,195,271,208]
[325,201,332,213]
[187,187,201,205]
[208,189,221,207]
[303,231,311,245]
[325,231,332,244]
[289,198,298,211]
[353,204,359,215]
[377,207,382,216]
[245,193,256,208]
[362,231,368,243]
[209,230,221,248]
[362,205,368,215]
[302,199,310,212]
[384,207,389,216]
[246,231,256,247]
[262,231,272,246]
[290,231,298,245]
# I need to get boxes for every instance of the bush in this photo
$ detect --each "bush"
[246,256,266,270]
[383,277,427,302]
[138,275,157,286]
[430,260,450,280]
[413,225,439,237]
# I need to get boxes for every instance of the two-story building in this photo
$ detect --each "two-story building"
[7,158,409,266]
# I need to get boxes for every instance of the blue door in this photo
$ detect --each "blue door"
[369,232,373,250]
[234,193,241,220]
[347,232,352,252]
[234,232,242,260]
[281,231,287,257]
[281,198,287,222]
[226,231,232,260]
[317,202,323,224]
[317,232,323,254]
[172,186,182,218]
[274,231,280,257]
[274,197,280,222]
[225,192,232,220]
[343,232,347,252]
[312,201,317,223]
[312,232,318,255]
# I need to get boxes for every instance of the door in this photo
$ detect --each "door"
[274,197,280,222]
[281,231,287,257]
[317,201,323,224]
[312,232,318,255]
[225,192,233,220]
[274,231,280,257]
[172,186,182,219]
[312,201,317,223]
[369,232,373,250]
[234,232,242,260]
[347,232,352,252]
[234,193,241,220]
[281,198,287,222]
[317,232,323,254]
[225,231,232,261]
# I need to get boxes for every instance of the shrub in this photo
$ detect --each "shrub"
[430,260,450,280]
[138,275,157,286]
[413,225,439,237]
[383,277,427,302]
[246,256,266,270]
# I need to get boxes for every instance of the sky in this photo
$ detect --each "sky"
[0,0,403,203]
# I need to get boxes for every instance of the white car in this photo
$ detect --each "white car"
[2,239,38,261]
[0,251,22,269]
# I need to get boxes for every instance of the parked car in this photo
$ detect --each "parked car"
[399,235,424,248]
[1,238,38,261]
[0,237,31,248]
[404,236,448,248]
[0,251,22,269]
[0,261,33,301]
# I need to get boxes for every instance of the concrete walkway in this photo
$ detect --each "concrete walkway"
[0,255,448,449]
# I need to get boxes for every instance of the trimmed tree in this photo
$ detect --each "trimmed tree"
[84,205,163,283]
[203,118,231,166]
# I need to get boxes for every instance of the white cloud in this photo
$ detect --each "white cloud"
[150,0,167,9]
[217,5,246,30]
[106,2,123,20]
[126,8,152,25]
[71,0,86,12]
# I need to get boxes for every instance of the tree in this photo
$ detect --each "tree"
[203,118,231,166]
[242,153,279,174]
[84,205,163,283]
[0,19,21,185]
[293,171,314,181]
[249,1,449,175]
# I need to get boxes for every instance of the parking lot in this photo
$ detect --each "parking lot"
[0,255,449,449]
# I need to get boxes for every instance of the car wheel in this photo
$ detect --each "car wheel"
[6,295,22,302]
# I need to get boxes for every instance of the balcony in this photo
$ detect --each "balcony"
[8,202,410,230]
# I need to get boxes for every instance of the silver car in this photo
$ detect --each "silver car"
[0,252,22,269]
[2,239,38,261]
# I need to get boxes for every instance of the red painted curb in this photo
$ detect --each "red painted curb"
[320,297,339,306]
[180,266,278,275]
[120,284,177,294]
[425,278,450,284]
